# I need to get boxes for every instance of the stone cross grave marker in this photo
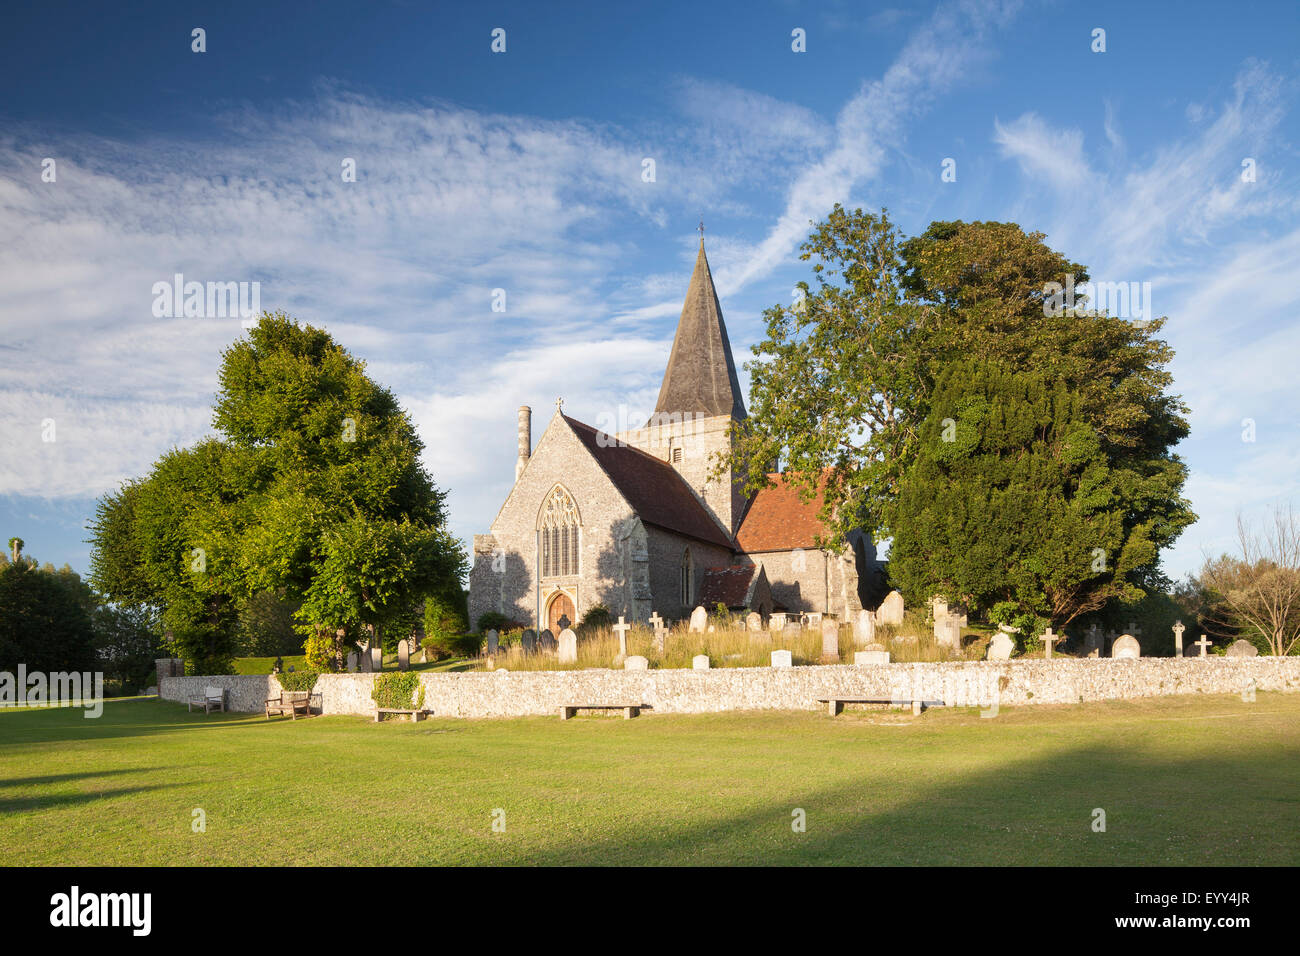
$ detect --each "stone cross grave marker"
[821,619,840,661]
[1112,634,1140,659]
[692,654,710,670]
[612,615,632,658]
[649,612,667,653]
[1194,636,1212,658]
[486,629,499,655]
[688,606,707,633]
[397,638,410,671]
[1173,620,1186,657]
[624,655,649,671]
[1042,626,1059,659]
[345,651,358,673]
[1084,624,1102,658]
[771,649,793,668]
[558,628,578,663]
[557,614,571,631]
[1226,639,1258,658]
[522,629,537,653]
[1126,621,1142,638]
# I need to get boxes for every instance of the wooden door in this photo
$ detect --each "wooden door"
[547,592,575,632]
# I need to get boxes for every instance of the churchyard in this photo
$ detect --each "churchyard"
[3,691,1296,866]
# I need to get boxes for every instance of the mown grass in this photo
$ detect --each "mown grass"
[2,693,1297,866]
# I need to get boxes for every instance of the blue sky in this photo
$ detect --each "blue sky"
[1,0,1297,583]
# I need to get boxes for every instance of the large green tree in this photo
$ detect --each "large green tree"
[728,207,1194,607]
[90,312,466,672]
[0,545,97,673]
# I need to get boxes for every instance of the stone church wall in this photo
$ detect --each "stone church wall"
[644,525,733,622]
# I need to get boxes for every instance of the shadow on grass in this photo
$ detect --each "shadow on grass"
[0,782,182,814]
[0,698,264,746]
[514,738,1300,866]
[0,767,160,789]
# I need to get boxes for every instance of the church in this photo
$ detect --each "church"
[468,238,882,633]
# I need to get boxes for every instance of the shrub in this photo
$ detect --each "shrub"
[277,670,319,693]
[578,603,612,633]
[476,611,524,633]
[371,672,425,710]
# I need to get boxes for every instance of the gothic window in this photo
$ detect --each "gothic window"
[680,548,693,606]
[540,486,580,578]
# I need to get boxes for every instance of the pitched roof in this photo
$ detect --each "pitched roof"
[649,241,747,423]
[564,415,733,549]
[698,564,766,609]
[735,472,829,553]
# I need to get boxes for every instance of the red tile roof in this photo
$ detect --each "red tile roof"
[698,564,760,608]
[565,416,733,549]
[735,472,829,553]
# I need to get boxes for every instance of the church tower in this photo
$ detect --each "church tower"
[618,238,749,539]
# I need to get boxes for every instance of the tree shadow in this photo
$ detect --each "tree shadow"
[0,782,181,814]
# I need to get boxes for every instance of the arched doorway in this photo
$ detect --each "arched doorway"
[546,591,576,632]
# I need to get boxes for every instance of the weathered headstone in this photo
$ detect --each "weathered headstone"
[486,629,499,655]
[688,605,707,633]
[986,633,1014,661]
[1084,624,1102,658]
[558,628,578,663]
[1041,626,1060,659]
[804,611,823,630]
[854,608,876,646]
[1112,634,1140,659]
[1193,636,1212,658]
[1172,620,1186,657]
[371,645,383,672]
[624,655,649,671]
[877,590,905,626]
[1226,639,1258,658]
[855,644,890,666]
[771,649,793,668]
[934,616,962,649]
[539,628,556,653]
[692,654,710,670]
[359,644,373,672]
[521,628,537,653]
[821,619,840,661]
[397,638,411,671]
[345,651,358,673]
[707,624,715,633]
[649,611,668,653]
[612,615,632,658]
[769,611,788,632]
[746,611,762,632]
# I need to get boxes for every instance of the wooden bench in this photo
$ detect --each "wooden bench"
[265,690,312,719]
[374,707,428,723]
[818,696,946,717]
[559,704,641,720]
[188,686,226,714]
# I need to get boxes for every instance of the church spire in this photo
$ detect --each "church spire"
[649,237,747,423]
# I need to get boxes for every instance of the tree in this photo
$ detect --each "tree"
[92,604,162,693]
[89,312,466,674]
[0,543,97,673]
[1198,506,1300,656]
[889,362,1149,634]
[727,207,1194,602]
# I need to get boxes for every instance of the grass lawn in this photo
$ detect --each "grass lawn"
[2,693,1297,866]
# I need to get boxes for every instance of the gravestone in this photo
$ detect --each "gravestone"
[371,645,383,672]
[821,619,840,661]
[612,615,632,658]
[688,605,707,633]
[539,629,556,653]
[1173,620,1186,657]
[769,612,787,632]
[771,649,793,668]
[934,616,962,649]
[557,613,571,631]
[649,612,667,653]
[692,654,710,670]
[877,590,905,625]
[345,651,358,673]
[521,629,537,653]
[1112,634,1140,659]
[1193,636,1212,658]
[1084,624,1103,658]
[986,633,1014,661]
[804,611,823,630]
[624,655,649,671]
[558,628,578,663]
[855,644,890,665]
[359,644,373,673]
[1226,639,1258,658]
[486,629,499,655]
[1041,626,1060,659]
[397,638,411,671]
[707,624,716,633]
[855,608,876,646]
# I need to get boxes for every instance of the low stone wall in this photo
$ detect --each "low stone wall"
[160,658,1300,717]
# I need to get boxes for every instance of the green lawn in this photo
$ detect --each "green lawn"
[2,693,1297,865]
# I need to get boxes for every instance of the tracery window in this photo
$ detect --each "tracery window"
[540,486,580,578]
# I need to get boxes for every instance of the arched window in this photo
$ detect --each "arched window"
[680,548,693,606]
[539,486,580,578]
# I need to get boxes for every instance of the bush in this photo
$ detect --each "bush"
[371,672,424,710]
[578,603,612,633]
[277,670,319,693]
[476,611,524,633]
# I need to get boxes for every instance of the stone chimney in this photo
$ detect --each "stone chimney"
[516,405,531,480]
